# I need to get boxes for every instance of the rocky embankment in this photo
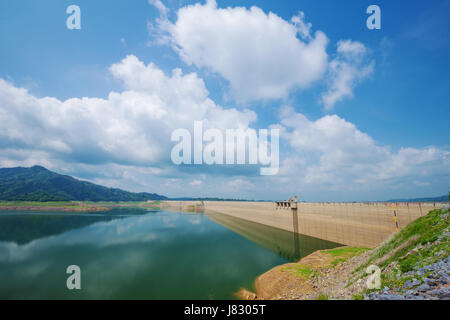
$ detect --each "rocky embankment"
[238,207,449,300]
[366,224,450,300]
[366,257,450,300]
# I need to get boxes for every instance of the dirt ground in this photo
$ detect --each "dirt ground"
[236,247,373,300]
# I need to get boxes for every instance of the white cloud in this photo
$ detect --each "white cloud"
[0,55,256,170]
[155,0,328,102]
[337,40,367,57]
[277,106,450,192]
[189,180,203,186]
[291,11,312,40]
[321,40,374,110]
[0,68,447,200]
[151,2,374,109]
[148,0,168,18]
[227,178,254,190]
[0,2,447,200]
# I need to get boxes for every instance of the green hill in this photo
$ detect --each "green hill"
[0,166,167,202]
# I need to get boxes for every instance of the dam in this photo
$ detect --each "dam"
[166,201,447,248]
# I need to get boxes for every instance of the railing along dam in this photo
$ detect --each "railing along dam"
[197,201,447,248]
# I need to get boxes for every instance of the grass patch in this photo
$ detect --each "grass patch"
[378,271,409,291]
[354,208,449,275]
[282,247,369,282]
[323,247,370,267]
[347,208,449,296]
[352,293,364,300]
[317,293,329,300]
[324,247,369,257]
[281,264,316,279]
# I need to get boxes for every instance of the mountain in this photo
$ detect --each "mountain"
[0,166,167,201]
[386,195,448,202]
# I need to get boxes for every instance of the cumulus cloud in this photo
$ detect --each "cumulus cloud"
[1,1,447,200]
[154,0,328,102]
[277,106,450,191]
[0,55,256,171]
[150,1,374,108]
[321,40,374,110]
[0,64,447,200]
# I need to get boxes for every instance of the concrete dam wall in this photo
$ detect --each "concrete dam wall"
[207,212,341,261]
[199,201,446,248]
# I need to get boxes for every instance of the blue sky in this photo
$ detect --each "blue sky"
[0,0,449,201]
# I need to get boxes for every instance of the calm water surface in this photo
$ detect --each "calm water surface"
[0,209,341,299]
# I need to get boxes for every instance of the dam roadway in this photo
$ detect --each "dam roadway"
[166,201,447,248]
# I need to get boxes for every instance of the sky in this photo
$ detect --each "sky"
[0,0,449,201]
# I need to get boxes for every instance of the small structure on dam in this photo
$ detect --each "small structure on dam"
[276,196,298,210]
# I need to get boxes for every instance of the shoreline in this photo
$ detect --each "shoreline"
[236,246,371,300]
[0,201,163,212]
[0,205,110,212]
[237,208,449,300]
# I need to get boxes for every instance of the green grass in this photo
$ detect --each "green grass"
[317,293,329,300]
[281,247,369,280]
[323,247,370,267]
[377,272,410,291]
[354,208,449,274]
[324,247,369,257]
[281,264,316,279]
[352,293,364,300]
[348,208,449,295]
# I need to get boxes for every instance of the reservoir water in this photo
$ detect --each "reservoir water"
[0,208,341,299]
